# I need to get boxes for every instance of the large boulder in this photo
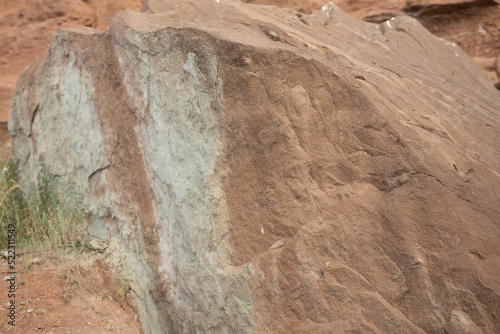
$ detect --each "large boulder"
[9,0,500,332]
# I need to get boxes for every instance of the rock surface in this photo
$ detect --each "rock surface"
[9,0,500,333]
[244,0,500,83]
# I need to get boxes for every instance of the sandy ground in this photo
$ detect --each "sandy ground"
[0,249,143,334]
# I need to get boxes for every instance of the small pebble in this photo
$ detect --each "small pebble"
[27,308,34,313]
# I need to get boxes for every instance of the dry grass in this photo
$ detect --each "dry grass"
[0,155,91,256]
[0,147,133,304]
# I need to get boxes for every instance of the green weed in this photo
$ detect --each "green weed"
[1,152,132,304]
[0,156,90,255]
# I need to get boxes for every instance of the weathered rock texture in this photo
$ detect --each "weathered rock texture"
[244,0,500,84]
[9,0,500,332]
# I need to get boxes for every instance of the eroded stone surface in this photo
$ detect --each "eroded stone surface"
[9,0,500,333]
[244,0,500,87]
